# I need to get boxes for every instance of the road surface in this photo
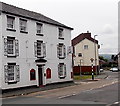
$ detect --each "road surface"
[2,71,119,106]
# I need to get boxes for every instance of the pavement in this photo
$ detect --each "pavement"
[1,71,108,98]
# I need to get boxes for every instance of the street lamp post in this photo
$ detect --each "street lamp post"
[80,59,82,76]
[78,59,82,76]
[94,35,98,75]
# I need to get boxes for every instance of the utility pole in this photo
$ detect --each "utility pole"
[79,59,82,76]
[94,35,98,75]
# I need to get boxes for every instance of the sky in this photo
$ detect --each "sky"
[0,0,119,54]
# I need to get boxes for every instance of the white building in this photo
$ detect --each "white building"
[118,2,120,70]
[72,32,99,74]
[0,2,73,90]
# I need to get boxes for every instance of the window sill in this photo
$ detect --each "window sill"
[7,28,16,32]
[8,81,17,84]
[37,56,45,58]
[58,37,64,40]
[59,76,66,79]
[20,31,28,34]
[36,33,44,36]
[58,57,66,59]
[7,55,17,58]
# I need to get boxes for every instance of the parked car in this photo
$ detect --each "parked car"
[100,69,104,72]
[110,67,119,72]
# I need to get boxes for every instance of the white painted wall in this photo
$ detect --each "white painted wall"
[1,13,73,89]
[118,2,120,70]
[74,38,99,66]
[0,12,2,89]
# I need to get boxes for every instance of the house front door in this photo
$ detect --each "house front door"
[38,66,43,86]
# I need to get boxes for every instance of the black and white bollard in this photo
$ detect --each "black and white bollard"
[91,64,94,80]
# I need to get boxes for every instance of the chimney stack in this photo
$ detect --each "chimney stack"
[87,31,89,33]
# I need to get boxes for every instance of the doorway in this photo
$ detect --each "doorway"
[38,66,43,86]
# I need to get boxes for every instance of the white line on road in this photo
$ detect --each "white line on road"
[58,95,70,99]
[113,101,119,104]
[58,93,77,99]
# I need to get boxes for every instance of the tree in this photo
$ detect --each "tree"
[99,56,108,62]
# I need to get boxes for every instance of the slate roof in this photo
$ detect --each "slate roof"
[0,2,73,30]
[72,32,98,46]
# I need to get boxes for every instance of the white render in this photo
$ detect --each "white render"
[118,2,120,70]
[0,2,73,90]
[74,38,99,67]
[0,11,2,89]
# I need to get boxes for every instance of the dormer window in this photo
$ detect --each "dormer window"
[58,28,64,39]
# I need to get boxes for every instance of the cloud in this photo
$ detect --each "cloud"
[101,24,114,34]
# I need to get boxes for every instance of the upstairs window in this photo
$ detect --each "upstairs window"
[4,37,19,57]
[57,43,66,59]
[34,40,46,58]
[58,28,64,39]
[58,63,66,78]
[7,16,15,29]
[20,19,27,32]
[84,45,88,50]
[36,23,43,35]
[78,53,82,57]
[7,39,14,54]
[4,63,20,83]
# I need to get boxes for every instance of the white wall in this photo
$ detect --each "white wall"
[1,13,73,89]
[118,2,120,70]
[74,38,99,66]
[0,12,2,89]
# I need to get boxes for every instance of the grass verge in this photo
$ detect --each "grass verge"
[73,75,96,80]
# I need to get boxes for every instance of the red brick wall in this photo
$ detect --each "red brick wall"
[73,66,99,75]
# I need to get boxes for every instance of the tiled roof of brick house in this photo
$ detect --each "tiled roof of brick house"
[72,32,98,46]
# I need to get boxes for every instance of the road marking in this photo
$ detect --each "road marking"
[58,95,70,99]
[58,93,77,99]
[72,94,76,96]
[107,101,120,106]
[113,101,119,104]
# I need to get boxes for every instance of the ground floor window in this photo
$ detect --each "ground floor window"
[30,69,36,80]
[4,63,20,83]
[58,63,66,79]
[46,68,51,79]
